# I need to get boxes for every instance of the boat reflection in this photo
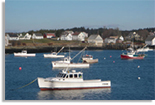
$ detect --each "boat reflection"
[37,88,111,100]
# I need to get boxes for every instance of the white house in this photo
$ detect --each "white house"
[32,33,43,39]
[88,34,103,46]
[145,35,155,45]
[119,36,124,41]
[72,32,88,41]
[7,34,19,40]
[104,38,116,43]
[60,33,72,41]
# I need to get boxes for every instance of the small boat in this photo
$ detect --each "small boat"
[14,50,36,57]
[52,57,89,68]
[44,52,65,58]
[38,69,111,90]
[121,48,145,59]
[52,47,89,68]
[82,54,98,63]
[137,46,153,52]
[44,47,65,58]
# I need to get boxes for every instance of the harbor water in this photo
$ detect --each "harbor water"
[5,50,155,100]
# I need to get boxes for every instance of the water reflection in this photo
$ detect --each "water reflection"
[37,88,111,100]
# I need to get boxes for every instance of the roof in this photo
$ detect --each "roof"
[72,32,80,35]
[34,33,43,36]
[145,35,155,41]
[8,34,18,37]
[45,33,56,37]
[88,34,99,40]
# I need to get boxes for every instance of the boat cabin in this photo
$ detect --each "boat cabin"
[56,70,83,79]
[21,50,27,53]
[51,52,57,55]
[83,54,93,58]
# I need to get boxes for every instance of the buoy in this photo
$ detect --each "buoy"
[113,61,115,63]
[110,56,112,58]
[104,57,106,59]
[138,77,140,80]
[19,67,22,70]
[138,66,140,68]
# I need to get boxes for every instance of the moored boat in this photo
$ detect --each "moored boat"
[14,50,36,57]
[44,47,65,58]
[121,48,145,59]
[82,54,98,63]
[52,57,89,68]
[38,69,111,90]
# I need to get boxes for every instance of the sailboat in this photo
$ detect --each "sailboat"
[52,47,89,68]
[44,47,65,58]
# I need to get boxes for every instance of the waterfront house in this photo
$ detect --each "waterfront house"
[7,34,19,40]
[44,33,56,38]
[88,34,103,46]
[60,33,72,41]
[32,33,43,39]
[72,32,88,41]
[125,32,141,41]
[104,38,116,44]
[19,33,31,40]
[145,35,155,45]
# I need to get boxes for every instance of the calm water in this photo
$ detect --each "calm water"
[5,50,155,100]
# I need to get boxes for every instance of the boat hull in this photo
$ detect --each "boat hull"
[121,54,144,59]
[44,54,64,58]
[52,62,89,68]
[82,58,98,63]
[14,53,36,57]
[38,77,111,91]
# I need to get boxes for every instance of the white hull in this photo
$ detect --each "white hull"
[14,53,36,57]
[82,58,98,63]
[44,54,64,58]
[38,77,111,90]
[52,61,89,68]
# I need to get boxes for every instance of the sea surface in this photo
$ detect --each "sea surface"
[5,50,155,100]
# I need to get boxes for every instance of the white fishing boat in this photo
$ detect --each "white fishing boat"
[137,46,153,52]
[52,47,89,68]
[44,47,65,58]
[14,50,36,57]
[38,69,111,90]
[82,54,98,63]
[52,57,89,68]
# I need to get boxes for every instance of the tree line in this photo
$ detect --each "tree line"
[17,27,155,41]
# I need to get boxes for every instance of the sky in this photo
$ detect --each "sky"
[5,0,155,32]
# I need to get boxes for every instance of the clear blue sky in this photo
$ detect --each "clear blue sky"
[5,0,155,32]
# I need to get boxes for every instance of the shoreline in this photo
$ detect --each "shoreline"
[5,45,154,54]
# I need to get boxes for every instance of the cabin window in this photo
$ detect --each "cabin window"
[66,75,68,78]
[74,74,77,78]
[70,74,73,78]
[63,74,66,78]
[79,74,82,78]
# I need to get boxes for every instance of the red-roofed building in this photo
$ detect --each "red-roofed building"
[44,33,56,38]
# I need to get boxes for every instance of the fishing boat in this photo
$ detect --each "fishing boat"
[52,56,89,68]
[82,54,98,63]
[52,47,89,68]
[44,47,65,58]
[38,69,111,90]
[14,50,36,57]
[121,48,145,59]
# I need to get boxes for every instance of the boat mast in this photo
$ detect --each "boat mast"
[56,46,64,55]
[71,47,87,61]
